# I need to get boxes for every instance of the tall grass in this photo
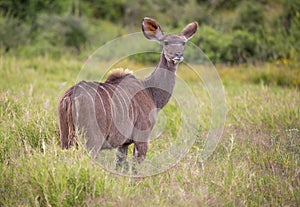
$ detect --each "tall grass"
[0,55,299,206]
[219,62,300,88]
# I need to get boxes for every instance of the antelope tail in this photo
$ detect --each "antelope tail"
[58,90,76,149]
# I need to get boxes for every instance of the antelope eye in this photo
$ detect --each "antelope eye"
[164,41,169,45]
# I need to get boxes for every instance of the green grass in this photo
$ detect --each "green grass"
[0,55,299,206]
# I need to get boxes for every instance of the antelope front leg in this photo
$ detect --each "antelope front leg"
[115,144,129,171]
[133,141,148,164]
[131,141,148,174]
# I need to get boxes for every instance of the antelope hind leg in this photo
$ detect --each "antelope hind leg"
[115,144,129,172]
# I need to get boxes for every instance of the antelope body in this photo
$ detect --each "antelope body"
[58,18,198,166]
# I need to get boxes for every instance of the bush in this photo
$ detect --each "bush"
[86,0,125,22]
[233,1,264,33]
[280,1,300,58]
[229,30,257,63]
[0,18,29,52]
[196,26,256,63]
[197,25,233,63]
[36,14,89,53]
[0,0,66,22]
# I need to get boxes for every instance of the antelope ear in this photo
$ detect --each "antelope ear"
[142,17,164,42]
[180,22,198,40]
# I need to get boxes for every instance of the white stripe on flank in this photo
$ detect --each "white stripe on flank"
[98,84,113,117]
[76,84,95,119]
[111,85,128,117]
[105,83,126,120]
[81,82,106,117]
[112,83,133,121]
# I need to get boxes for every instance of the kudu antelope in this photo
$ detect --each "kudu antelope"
[58,17,198,168]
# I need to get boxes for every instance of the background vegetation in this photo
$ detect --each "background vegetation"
[0,0,300,64]
[0,0,299,206]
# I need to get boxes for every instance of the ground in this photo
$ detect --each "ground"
[0,56,299,206]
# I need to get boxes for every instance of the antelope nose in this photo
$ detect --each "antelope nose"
[175,52,183,57]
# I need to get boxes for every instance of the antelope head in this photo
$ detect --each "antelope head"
[142,17,198,65]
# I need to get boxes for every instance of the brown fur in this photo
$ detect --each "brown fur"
[180,22,198,39]
[57,17,198,166]
[58,86,76,149]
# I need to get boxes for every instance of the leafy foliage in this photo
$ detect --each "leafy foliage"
[36,14,89,53]
[0,18,29,52]
[0,0,299,63]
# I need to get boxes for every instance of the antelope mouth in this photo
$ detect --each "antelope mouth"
[172,56,184,64]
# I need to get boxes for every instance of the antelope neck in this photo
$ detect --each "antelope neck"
[143,52,178,109]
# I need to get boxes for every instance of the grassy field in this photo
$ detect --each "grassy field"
[0,55,299,206]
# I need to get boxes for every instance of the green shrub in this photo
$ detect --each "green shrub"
[196,26,257,63]
[229,30,257,63]
[281,1,300,58]
[36,14,89,53]
[86,0,125,22]
[0,0,66,22]
[197,25,233,63]
[0,18,29,52]
[233,1,264,33]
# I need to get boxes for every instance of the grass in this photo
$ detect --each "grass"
[0,55,299,206]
